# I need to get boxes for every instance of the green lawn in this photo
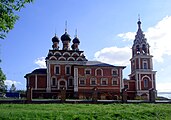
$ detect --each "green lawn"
[0,104,171,120]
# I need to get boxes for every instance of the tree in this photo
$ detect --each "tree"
[0,68,7,92]
[0,0,33,39]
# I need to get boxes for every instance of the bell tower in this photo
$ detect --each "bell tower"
[129,19,157,98]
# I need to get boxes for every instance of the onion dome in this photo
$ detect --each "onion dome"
[73,37,80,44]
[52,35,59,43]
[61,32,71,42]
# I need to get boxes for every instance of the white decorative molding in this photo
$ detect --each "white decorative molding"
[49,56,57,60]
[71,52,79,57]
[74,68,78,92]
[67,57,75,61]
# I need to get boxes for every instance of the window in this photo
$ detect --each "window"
[142,44,147,53]
[55,65,60,74]
[112,69,118,76]
[90,78,97,85]
[79,78,86,85]
[112,78,118,85]
[144,79,149,89]
[143,60,148,69]
[136,45,140,54]
[51,77,56,86]
[124,85,128,89]
[95,68,103,76]
[101,78,108,85]
[65,65,71,75]
[68,78,73,86]
[85,69,91,75]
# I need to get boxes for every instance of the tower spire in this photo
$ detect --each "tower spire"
[75,29,77,37]
[137,14,141,29]
[65,21,67,33]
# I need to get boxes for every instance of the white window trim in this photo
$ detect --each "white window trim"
[112,78,118,86]
[101,78,108,86]
[95,68,103,76]
[111,68,118,76]
[90,77,97,86]
[143,60,148,69]
[85,68,91,75]
[79,77,86,85]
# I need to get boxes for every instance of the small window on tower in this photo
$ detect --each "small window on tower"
[143,60,148,69]
[144,78,149,89]
[142,44,147,54]
[136,45,140,54]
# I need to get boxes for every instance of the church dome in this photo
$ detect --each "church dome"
[52,35,59,43]
[73,37,80,44]
[61,32,71,42]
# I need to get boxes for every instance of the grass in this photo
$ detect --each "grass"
[0,103,171,120]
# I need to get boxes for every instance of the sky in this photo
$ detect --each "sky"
[1,0,171,98]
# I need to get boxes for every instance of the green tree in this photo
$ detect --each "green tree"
[0,0,33,39]
[0,68,7,92]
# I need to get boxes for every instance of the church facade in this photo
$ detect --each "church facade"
[25,19,156,100]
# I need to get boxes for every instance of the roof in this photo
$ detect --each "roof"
[31,68,47,74]
[84,61,126,68]
[24,68,47,78]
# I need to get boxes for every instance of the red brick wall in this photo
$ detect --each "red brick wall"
[37,75,47,88]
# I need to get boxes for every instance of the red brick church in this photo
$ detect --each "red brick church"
[25,19,156,100]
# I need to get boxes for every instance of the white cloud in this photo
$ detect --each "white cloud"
[117,32,135,41]
[117,16,171,63]
[157,82,171,92]
[94,46,131,66]
[146,16,171,62]
[34,57,46,68]
[5,80,23,90]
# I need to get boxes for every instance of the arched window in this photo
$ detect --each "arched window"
[144,78,149,89]
[79,77,86,85]
[95,68,103,76]
[136,45,140,54]
[111,69,118,76]
[142,44,147,53]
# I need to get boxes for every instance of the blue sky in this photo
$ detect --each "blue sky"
[1,0,171,98]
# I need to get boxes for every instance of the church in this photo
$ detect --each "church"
[25,19,157,100]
